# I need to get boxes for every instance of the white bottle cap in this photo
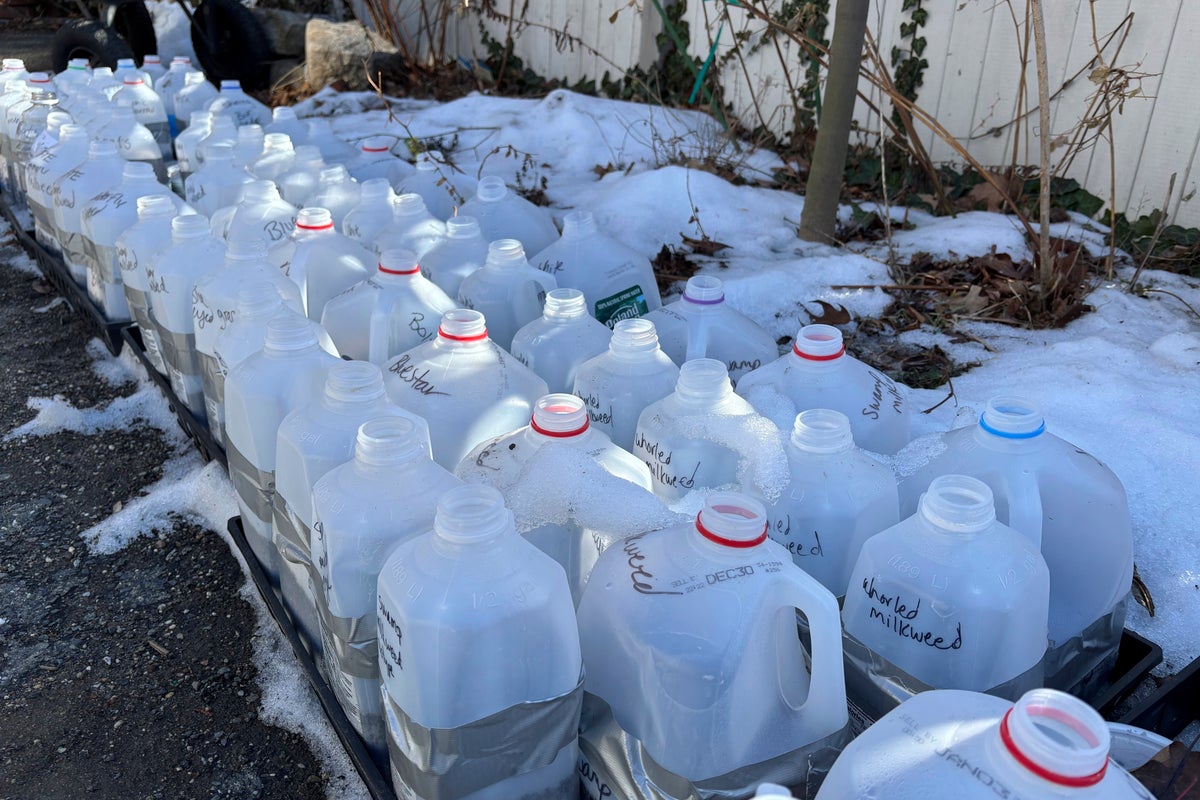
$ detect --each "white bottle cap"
[531,393,589,437]
[324,361,385,403]
[791,409,854,454]
[918,474,996,534]
[980,397,1046,439]
[543,288,586,320]
[695,492,769,548]
[1001,689,1111,787]
[355,417,426,466]
[67,58,89,70]
[475,175,508,202]
[792,324,845,361]
[435,484,514,544]
[264,315,317,352]
[445,216,480,239]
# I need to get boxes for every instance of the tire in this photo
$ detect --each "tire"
[106,1,158,64]
[190,0,272,91]
[52,19,135,73]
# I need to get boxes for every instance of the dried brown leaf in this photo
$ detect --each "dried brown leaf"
[806,300,852,326]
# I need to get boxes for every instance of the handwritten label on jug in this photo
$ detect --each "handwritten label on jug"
[861,576,962,651]
[579,392,613,426]
[771,514,825,558]
[388,354,449,396]
[377,596,404,677]
[622,532,682,596]
[578,760,614,799]
[633,432,699,491]
[862,369,904,420]
[408,311,435,343]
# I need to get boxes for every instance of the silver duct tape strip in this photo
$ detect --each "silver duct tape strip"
[199,352,225,444]
[95,243,121,284]
[59,231,87,267]
[578,693,849,800]
[158,327,201,381]
[383,675,584,800]
[314,589,378,677]
[1044,596,1128,695]
[225,440,275,522]
[841,631,1044,737]
[272,494,312,559]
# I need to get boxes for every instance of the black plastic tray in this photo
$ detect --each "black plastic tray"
[1087,628,1164,718]
[1120,655,1200,740]
[122,325,227,469]
[227,516,399,800]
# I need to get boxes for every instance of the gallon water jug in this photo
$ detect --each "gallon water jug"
[458,175,558,255]
[374,192,446,259]
[841,474,1050,732]
[0,81,27,189]
[26,122,88,252]
[456,393,654,603]
[11,88,60,202]
[88,66,122,100]
[457,238,556,351]
[118,195,176,374]
[418,215,487,297]
[571,319,680,454]
[397,150,476,221]
[224,315,338,580]
[53,139,126,285]
[274,361,431,658]
[195,238,304,444]
[173,109,211,177]
[112,72,170,159]
[738,323,911,455]
[276,207,374,321]
[94,105,166,181]
[643,275,778,387]
[896,396,1134,694]
[265,105,308,144]
[510,288,611,393]
[230,123,265,170]
[755,409,899,599]
[341,178,394,246]
[377,484,583,800]
[146,214,227,417]
[347,135,412,185]
[634,358,784,503]
[309,164,360,228]
[207,79,270,126]
[19,108,69,217]
[383,309,549,469]
[305,117,356,165]
[139,54,165,84]
[112,57,146,85]
[154,56,196,136]
[221,179,298,257]
[80,161,182,321]
[530,209,662,327]
[249,132,295,182]
[276,144,325,206]
[184,142,251,218]
[312,416,462,758]
[198,116,242,168]
[815,688,1154,800]
[173,71,218,130]
[576,492,848,793]
[0,59,27,89]
[319,248,457,364]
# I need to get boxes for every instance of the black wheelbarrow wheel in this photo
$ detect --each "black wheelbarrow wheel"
[190,0,272,91]
[105,1,158,63]
[52,18,136,72]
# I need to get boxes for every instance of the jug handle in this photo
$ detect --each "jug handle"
[779,569,848,729]
[366,286,395,365]
[1003,472,1044,549]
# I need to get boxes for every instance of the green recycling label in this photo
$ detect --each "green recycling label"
[594,285,649,328]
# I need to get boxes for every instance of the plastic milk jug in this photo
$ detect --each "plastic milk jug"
[383,309,548,469]
[458,175,559,256]
[815,688,1154,800]
[341,178,395,246]
[53,139,126,285]
[276,206,374,321]
[418,215,487,297]
[377,484,583,800]
[456,238,557,351]
[897,396,1135,692]
[117,195,176,374]
[221,178,298,258]
[397,150,476,221]
[576,492,848,782]
[183,141,251,218]
[319,248,457,364]
[643,275,778,386]
[312,416,461,757]
[264,105,308,144]
[207,79,271,126]
[304,118,356,165]
[111,71,170,159]
[510,288,611,393]
[309,164,361,228]
[248,131,295,182]
[373,192,446,259]
[738,323,911,454]
[348,135,413,186]
[530,209,662,327]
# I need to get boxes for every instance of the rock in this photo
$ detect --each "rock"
[252,8,316,58]
[304,18,401,91]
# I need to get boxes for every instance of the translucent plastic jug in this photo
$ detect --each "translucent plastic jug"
[841,475,1050,731]
[265,105,308,144]
[249,132,295,182]
[815,688,1154,800]
[374,192,446,259]
[312,416,461,757]
[195,238,304,444]
[377,484,583,800]
[207,79,270,127]
[383,309,549,469]
[643,275,778,387]
[530,209,662,327]
[276,207,374,321]
[416,215,489,298]
[224,316,339,581]
[173,109,211,177]
[341,178,395,246]
[146,214,227,417]
[231,124,265,171]
[347,135,412,185]
[11,88,59,200]
[319,248,457,364]
[94,105,165,180]
[274,362,431,657]
[457,238,556,351]
[756,409,900,598]
[276,145,326,206]
[577,492,848,783]
[153,56,195,136]
[456,393,654,603]
[184,142,251,218]
[634,358,783,502]
[458,175,559,256]
[173,72,219,131]
[197,115,240,167]
[896,397,1134,692]
[25,122,88,252]
[139,54,165,85]
[304,118,356,165]
[572,317,679,453]
[398,150,476,220]
[737,323,911,455]
[53,139,126,285]
[309,164,360,228]
[117,195,176,374]
[221,179,298,256]
[510,288,611,393]
[112,73,170,159]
